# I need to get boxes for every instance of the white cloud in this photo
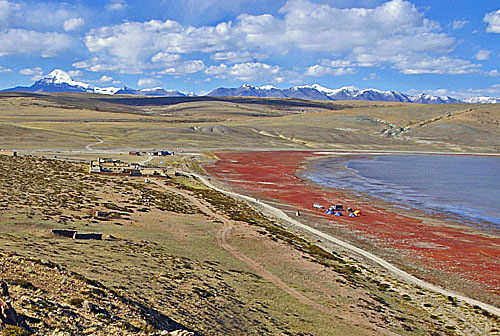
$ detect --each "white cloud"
[158,60,206,75]
[475,49,491,61]
[106,0,127,10]
[0,29,72,57]
[14,3,75,30]
[205,62,296,83]
[73,57,144,74]
[484,9,500,33]
[151,52,181,63]
[421,84,500,100]
[78,0,469,79]
[210,50,268,64]
[63,17,84,32]
[19,67,42,76]
[394,55,481,75]
[19,67,44,80]
[450,20,468,30]
[0,0,19,29]
[84,20,236,64]
[363,73,380,81]
[305,65,355,77]
[485,69,500,77]
[137,78,161,87]
[98,75,114,83]
[0,66,11,73]
[68,70,83,78]
[236,0,454,56]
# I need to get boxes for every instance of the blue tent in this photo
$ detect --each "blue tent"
[349,212,357,217]
[325,209,335,215]
[334,211,343,216]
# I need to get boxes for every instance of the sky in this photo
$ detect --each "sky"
[0,0,499,98]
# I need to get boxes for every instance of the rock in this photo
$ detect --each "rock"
[83,326,99,334]
[82,300,110,317]
[0,297,24,329]
[1,281,8,297]
[0,298,16,325]
[20,296,33,305]
[169,330,195,336]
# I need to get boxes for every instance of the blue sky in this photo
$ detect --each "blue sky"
[0,0,499,98]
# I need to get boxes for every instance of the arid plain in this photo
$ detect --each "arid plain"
[1,92,499,335]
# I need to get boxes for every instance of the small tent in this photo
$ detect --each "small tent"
[325,209,335,215]
[334,211,343,216]
[349,212,357,217]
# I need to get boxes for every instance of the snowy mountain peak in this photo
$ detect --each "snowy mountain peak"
[259,85,278,90]
[463,96,500,104]
[38,69,91,89]
[43,69,73,84]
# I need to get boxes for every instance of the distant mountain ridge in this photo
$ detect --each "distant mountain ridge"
[2,69,185,97]
[2,69,499,104]
[207,84,463,104]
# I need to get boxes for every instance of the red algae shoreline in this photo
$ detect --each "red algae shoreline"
[204,150,500,303]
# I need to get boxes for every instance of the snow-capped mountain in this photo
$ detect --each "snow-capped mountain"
[2,69,499,103]
[1,69,185,97]
[207,84,463,104]
[462,96,500,104]
[293,84,462,104]
[114,86,186,97]
[2,69,118,95]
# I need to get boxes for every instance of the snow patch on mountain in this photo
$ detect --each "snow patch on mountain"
[463,96,500,104]
[2,69,499,103]
[40,69,91,89]
[208,84,467,104]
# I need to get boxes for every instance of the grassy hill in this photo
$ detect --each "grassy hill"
[0,92,499,153]
[0,93,499,335]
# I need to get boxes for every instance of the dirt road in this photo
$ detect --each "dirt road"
[151,179,395,335]
[186,172,500,317]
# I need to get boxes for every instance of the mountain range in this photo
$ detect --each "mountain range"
[2,69,499,104]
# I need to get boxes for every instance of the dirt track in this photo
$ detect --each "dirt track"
[186,172,500,317]
[151,179,397,335]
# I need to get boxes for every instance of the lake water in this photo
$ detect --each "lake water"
[304,154,500,230]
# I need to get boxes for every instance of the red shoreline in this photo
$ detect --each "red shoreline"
[205,151,500,295]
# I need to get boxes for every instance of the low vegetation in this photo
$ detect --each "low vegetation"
[0,153,498,335]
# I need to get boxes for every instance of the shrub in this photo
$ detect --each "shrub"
[1,326,29,336]
[69,297,84,308]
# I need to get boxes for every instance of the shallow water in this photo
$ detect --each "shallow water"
[304,154,500,230]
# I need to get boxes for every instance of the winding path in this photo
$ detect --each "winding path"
[184,171,500,317]
[151,181,335,314]
[151,179,395,334]
[85,134,104,151]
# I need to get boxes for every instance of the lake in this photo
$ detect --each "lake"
[304,154,500,230]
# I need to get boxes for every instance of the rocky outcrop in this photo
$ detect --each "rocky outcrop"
[0,282,29,332]
[1,256,200,335]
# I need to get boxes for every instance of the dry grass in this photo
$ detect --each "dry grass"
[0,93,499,153]
[1,155,498,335]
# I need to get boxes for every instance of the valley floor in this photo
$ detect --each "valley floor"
[0,154,499,335]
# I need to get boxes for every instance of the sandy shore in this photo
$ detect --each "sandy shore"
[204,150,500,306]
